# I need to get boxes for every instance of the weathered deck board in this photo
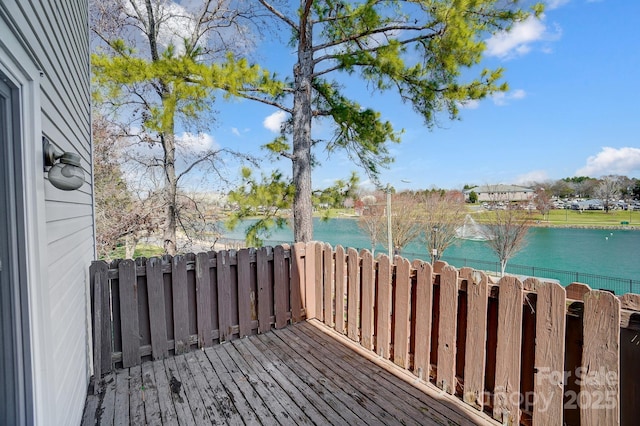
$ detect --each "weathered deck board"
[286,325,424,426]
[236,337,335,425]
[83,322,499,426]
[305,319,493,426]
[140,361,162,424]
[113,368,130,425]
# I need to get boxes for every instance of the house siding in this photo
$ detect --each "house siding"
[1,1,93,425]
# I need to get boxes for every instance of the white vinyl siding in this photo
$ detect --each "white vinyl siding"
[1,1,93,425]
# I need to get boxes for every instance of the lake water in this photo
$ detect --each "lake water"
[221,218,640,293]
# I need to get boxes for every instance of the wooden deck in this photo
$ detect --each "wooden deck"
[82,320,497,425]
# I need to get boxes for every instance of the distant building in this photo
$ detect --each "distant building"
[463,184,534,202]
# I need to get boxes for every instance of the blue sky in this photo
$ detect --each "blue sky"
[203,0,640,192]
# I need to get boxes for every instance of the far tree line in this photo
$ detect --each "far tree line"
[465,176,640,208]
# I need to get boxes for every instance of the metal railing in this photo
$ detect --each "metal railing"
[438,255,639,295]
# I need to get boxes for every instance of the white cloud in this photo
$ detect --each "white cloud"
[485,16,561,59]
[231,127,241,136]
[492,89,527,106]
[176,132,217,152]
[263,110,288,133]
[458,99,480,110]
[515,170,549,185]
[124,1,204,55]
[576,147,640,177]
[547,0,571,10]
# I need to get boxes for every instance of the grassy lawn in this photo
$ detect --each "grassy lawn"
[526,209,639,227]
[471,207,639,227]
[103,243,165,260]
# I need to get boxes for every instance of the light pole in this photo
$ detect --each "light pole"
[431,225,438,264]
[628,187,632,224]
[385,180,410,258]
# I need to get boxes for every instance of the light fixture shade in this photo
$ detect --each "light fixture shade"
[48,162,84,191]
[43,137,85,191]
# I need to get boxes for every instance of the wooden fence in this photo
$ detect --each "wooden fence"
[90,242,639,425]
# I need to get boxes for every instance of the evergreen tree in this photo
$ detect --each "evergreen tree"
[233,0,543,242]
[90,0,280,254]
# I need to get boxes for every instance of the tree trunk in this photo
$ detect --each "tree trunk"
[291,15,314,243]
[124,234,139,259]
[145,1,177,255]
[162,130,178,255]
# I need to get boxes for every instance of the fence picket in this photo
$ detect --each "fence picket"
[493,276,523,424]
[216,251,231,342]
[119,259,139,368]
[257,247,272,333]
[581,290,620,426]
[335,246,346,334]
[147,257,168,359]
[460,267,488,409]
[361,250,375,351]
[196,252,214,346]
[347,248,360,342]
[323,243,334,327]
[274,245,289,329]
[171,255,189,355]
[393,256,411,369]
[290,243,305,323]
[413,261,433,381]
[376,255,392,360]
[566,282,592,301]
[436,265,459,394]
[92,272,102,391]
[90,261,111,373]
[237,249,252,338]
[305,242,318,319]
[533,281,566,426]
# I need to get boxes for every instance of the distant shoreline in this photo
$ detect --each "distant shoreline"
[529,223,640,231]
[324,214,640,231]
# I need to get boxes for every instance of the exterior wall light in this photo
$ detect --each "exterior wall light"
[43,137,84,191]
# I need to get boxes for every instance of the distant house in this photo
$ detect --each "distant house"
[463,184,534,202]
[1,2,94,425]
